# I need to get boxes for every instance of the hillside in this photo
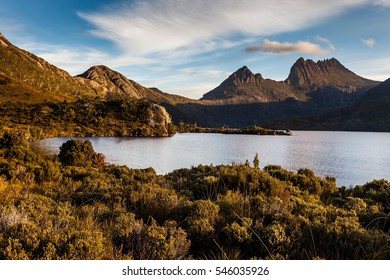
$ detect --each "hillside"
[77,65,194,105]
[0,33,97,102]
[268,78,390,131]
[0,33,174,137]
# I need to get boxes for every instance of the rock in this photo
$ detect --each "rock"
[147,103,173,136]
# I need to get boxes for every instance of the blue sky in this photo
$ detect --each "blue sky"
[1,0,390,99]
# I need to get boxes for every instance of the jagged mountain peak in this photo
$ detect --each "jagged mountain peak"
[228,66,263,84]
[201,65,295,103]
[286,57,373,89]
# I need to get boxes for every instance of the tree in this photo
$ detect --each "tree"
[58,139,104,168]
[253,153,260,169]
[0,132,28,149]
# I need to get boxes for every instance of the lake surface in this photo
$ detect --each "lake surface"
[30,131,390,187]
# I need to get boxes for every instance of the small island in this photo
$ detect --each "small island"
[177,123,292,135]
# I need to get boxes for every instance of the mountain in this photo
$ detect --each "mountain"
[77,65,193,105]
[202,58,378,106]
[266,78,390,131]
[77,65,148,99]
[0,33,173,137]
[201,66,299,104]
[179,59,379,128]
[286,57,376,90]
[0,33,97,102]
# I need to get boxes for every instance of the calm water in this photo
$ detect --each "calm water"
[30,131,390,187]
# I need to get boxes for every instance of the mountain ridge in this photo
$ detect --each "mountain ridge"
[202,58,378,105]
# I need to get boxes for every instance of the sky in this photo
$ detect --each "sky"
[1,0,390,99]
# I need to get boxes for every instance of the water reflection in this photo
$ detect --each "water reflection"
[30,131,390,187]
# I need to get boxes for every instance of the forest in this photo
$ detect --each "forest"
[0,130,389,260]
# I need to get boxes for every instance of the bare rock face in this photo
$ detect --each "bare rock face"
[147,103,173,136]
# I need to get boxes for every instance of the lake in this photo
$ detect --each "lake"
[30,131,390,187]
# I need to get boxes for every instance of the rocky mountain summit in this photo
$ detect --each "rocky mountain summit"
[202,58,378,105]
[286,57,377,91]
[77,65,149,99]
[201,66,298,104]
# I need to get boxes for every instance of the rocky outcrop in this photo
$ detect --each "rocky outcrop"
[147,103,173,136]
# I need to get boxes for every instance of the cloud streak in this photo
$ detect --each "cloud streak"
[245,39,328,55]
[373,0,390,7]
[315,35,336,51]
[361,38,376,47]
[78,0,366,59]
[20,42,154,75]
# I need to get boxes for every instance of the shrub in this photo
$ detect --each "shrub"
[58,139,104,168]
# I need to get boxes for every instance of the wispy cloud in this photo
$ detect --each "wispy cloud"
[361,38,376,47]
[373,0,390,8]
[315,35,336,51]
[245,39,328,55]
[20,42,154,75]
[347,57,390,81]
[0,19,25,33]
[78,0,366,60]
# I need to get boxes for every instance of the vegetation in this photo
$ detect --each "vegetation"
[0,132,389,260]
[177,123,291,135]
[0,95,175,139]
